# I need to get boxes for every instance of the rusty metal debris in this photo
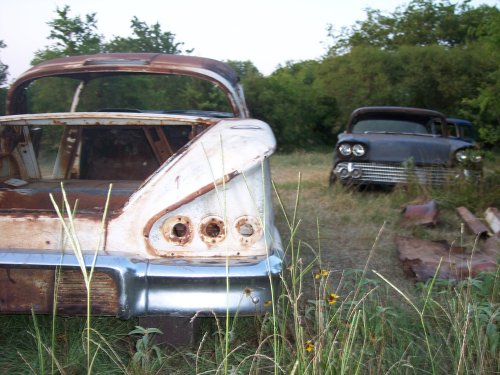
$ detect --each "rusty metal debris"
[396,236,498,282]
[401,199,439,227]
[456,206,489,237]
[485,207,500,234]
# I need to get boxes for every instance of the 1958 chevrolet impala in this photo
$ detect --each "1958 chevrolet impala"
[329,106,482,186]
[0,53,283,323]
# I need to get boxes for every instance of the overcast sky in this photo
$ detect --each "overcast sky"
[1,0,498,82]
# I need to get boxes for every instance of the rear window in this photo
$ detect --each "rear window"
[26,75,233,114]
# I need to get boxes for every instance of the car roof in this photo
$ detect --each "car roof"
[351,106,446,119]
[447,118,472,127]
[7,53,248,117]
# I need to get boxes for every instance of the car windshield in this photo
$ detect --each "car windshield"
[353,119,429,134]
[350,111,443,135]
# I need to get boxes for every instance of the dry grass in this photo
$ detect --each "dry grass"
[270,150,497,295]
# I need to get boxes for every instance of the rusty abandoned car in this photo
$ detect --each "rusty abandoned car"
[0,53,283,322]
[329,106,482,186]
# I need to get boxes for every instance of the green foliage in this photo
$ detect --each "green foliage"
[128,326,163,372]
[461,10,500,148]
[31,6,189,62]
[106,17,190,54]
[33,5,103,64]
[328,0,496,53]
[245,60,339,150]
[14,1,500,151]
[0,39,8,114]
[0,39,8,87]
[226,60,262,80]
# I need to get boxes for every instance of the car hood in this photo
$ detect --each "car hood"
[337,133,471,166]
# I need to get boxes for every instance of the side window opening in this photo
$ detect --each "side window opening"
[430,119,444,136]
[50,125,196,180]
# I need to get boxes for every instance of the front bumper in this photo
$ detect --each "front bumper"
[0,250,283,318]
[333,162,481,185]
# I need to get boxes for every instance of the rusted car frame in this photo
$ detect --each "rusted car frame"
[0,53,283,318]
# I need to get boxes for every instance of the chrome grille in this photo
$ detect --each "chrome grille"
[335,162,471,185]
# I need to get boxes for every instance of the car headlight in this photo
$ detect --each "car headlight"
[338,143,352,156]
[472,154,482,163]
[456,150,467,162]
[455,149,482,163]
[352,144,365,156]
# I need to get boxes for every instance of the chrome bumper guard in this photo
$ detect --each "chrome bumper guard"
[0,250,283,318]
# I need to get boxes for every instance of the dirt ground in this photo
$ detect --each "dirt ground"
[269,151,494,296]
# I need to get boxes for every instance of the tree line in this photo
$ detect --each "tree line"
[0,0,498,150]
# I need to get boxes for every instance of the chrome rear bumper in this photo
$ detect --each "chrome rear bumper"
[0,250,282,318]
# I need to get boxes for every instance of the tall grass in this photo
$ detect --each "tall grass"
[0,151,498,374]
[48,183,113,374]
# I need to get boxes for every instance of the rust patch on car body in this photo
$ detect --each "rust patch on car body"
[0,268,118,315]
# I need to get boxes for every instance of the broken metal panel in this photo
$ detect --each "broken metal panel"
[456,206,489,237]
[401,200,439,227]
[396,236,497,282]
[485,207,500,234]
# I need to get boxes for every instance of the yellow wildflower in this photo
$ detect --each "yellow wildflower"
[328,293,339,305]
[305,340,314,352]
[314,269,329,279]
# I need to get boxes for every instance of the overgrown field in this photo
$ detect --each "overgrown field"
[0,151,498,374]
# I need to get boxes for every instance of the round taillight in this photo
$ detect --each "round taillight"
[199,216,226,244]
